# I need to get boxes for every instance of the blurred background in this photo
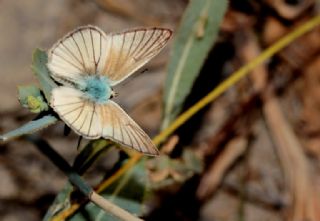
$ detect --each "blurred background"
[0,0,320,221]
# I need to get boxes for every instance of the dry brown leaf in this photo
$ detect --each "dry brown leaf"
[221,9,254,33]
[301,57,320,135]
[263,16,288,45]
[263,95,320,221]
[265,0,314,20]
[197,137,248,200]
[160,135,179,155]
[241,30,268,93]
[278,26,320,69]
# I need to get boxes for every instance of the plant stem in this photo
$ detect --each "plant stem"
[25,135,144,221]
[90,191,143,221]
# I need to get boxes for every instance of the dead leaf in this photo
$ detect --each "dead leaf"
[197,137,248,200]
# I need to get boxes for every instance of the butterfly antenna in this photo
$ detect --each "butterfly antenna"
[120,68,149,87]
[110,90,119,99]
[140,68,149,74]
[76,136,83,150]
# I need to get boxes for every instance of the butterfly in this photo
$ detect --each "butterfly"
[47,25,172,155]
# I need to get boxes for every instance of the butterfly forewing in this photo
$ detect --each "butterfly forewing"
[48,26,171,86]
[51,87,102,139]
[48,26,108,84]
[98,101,159,155]
[102,28,172,85]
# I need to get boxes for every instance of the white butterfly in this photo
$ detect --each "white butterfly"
[47,25,172,155]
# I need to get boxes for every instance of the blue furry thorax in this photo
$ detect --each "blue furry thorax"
[79,75,112,103]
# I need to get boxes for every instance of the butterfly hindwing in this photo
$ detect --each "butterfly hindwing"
[51,87,158,155]
[50,87,102,139]
[97,101,159,155]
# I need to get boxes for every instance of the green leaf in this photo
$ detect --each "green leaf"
[182,148,203,174]
[18,85,48,113]
[162,0,228,128]
[73,139,114,174]
[43,182,74,221]
[70,161,148,221]
[0,115,57,142]
[31,48,57,101]
[0,50,59,142]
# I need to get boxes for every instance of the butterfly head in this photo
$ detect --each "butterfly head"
[110,90,118,99]
[79,75,113,104]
